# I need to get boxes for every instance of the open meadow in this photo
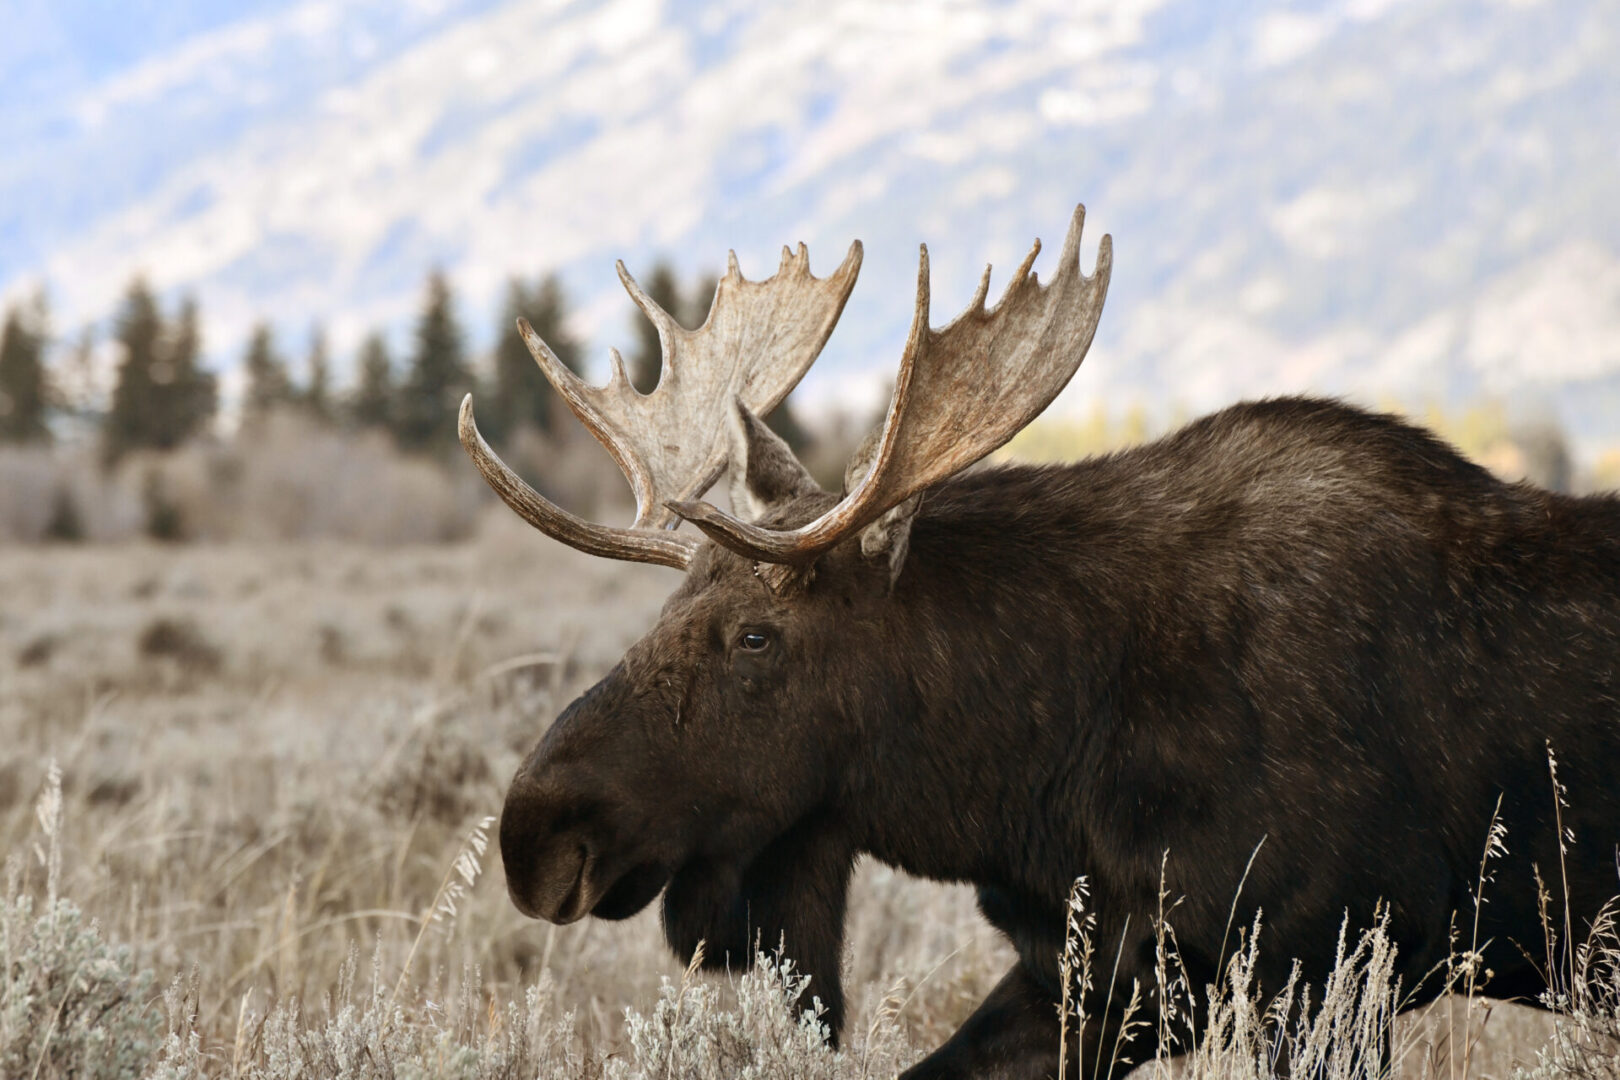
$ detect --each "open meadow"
[0,511,1012,1076]
[1,506,1597,1079]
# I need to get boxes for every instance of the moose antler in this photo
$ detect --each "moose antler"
[459,241,864,569]
[669,204,1111,565]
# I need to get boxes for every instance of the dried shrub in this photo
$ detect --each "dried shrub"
[141,467,188,541]
[0,446,67,542]
[0,411,487,545]
[0,895,161,1079]
[210,411,483,544]
[0,761,21,810]
[500,422,631,525]
[373,717,496,826]
[606,947,844,1080]
[17,633,56,667]
[2,548,1605,1080]
[1,767,160,1079]
[85,771,142,808]
[136,616,223,674]
[1524,899,1620,1080]
[1,446,146,542]
[317,623,347,665]
[43,486,83,542]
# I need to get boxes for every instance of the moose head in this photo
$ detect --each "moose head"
[460,207,1110,1036]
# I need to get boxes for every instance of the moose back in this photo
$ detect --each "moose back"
[462,208,1620,1079]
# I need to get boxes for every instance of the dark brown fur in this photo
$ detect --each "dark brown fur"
[500,397,1620,1078]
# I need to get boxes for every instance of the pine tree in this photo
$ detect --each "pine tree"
[104,280,163,463]
[397,270,473,454]
[486,274,582,444]
[350,331,395,432]
[241,321,294,428]
[103,279,217,464]
[302,324,332,423]
[103,284,158,462]
[626,261,682,395]
[166,296,216,443]
[0,292,50,443]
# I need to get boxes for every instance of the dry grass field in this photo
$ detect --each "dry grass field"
[0,513,1009,1077]
[0,510,1599,1078]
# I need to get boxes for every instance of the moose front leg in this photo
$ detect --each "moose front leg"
[903,962,1159,1079]
[662,817,856,1038]
[901,963,1062,1079]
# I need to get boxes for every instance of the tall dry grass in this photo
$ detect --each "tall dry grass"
[0,524,1606,1078]
[0,533,1008,1077]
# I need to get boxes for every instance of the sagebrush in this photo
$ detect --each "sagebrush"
[0,537,1599,1078]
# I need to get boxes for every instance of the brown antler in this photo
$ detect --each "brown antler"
[668,204,1111,565]
[460,240,863,569]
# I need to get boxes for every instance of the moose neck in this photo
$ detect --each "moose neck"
[840,460,1142,894]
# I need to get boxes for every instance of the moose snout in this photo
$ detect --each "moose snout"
[499,771,599,924]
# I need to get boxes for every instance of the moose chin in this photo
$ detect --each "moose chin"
[461,205,1620,1079]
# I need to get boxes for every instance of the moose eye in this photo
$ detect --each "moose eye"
[738,630,771,652]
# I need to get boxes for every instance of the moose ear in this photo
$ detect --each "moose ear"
[843,426,922,589]
[727,400,824,523]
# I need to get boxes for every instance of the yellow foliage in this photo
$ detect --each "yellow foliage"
[995,402,1156,464]
[995,396,1604,492]
[1593,450,1620,493]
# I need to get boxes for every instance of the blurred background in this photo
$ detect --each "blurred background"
[2,0,1618,545]
[0,3,1614,1072]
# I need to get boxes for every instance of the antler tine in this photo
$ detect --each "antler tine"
[458,395,698,569]
[615,262,680,388]
[970,262,992,312]
[518,319,659,526]
[910,243,932,347]
[669,204,1112,565]
[1009,237,1042,293]
[462,238,864,567]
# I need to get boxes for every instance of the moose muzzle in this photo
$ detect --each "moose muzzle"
[499,771,602,923]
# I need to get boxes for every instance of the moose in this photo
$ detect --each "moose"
[462,206,1620,1078]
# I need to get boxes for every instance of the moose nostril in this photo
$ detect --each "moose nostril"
[555,840,595,922]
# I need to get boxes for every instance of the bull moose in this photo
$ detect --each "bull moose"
[461,206,1620,1078]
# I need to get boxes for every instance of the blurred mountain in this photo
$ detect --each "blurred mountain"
[2,0,1616,452]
